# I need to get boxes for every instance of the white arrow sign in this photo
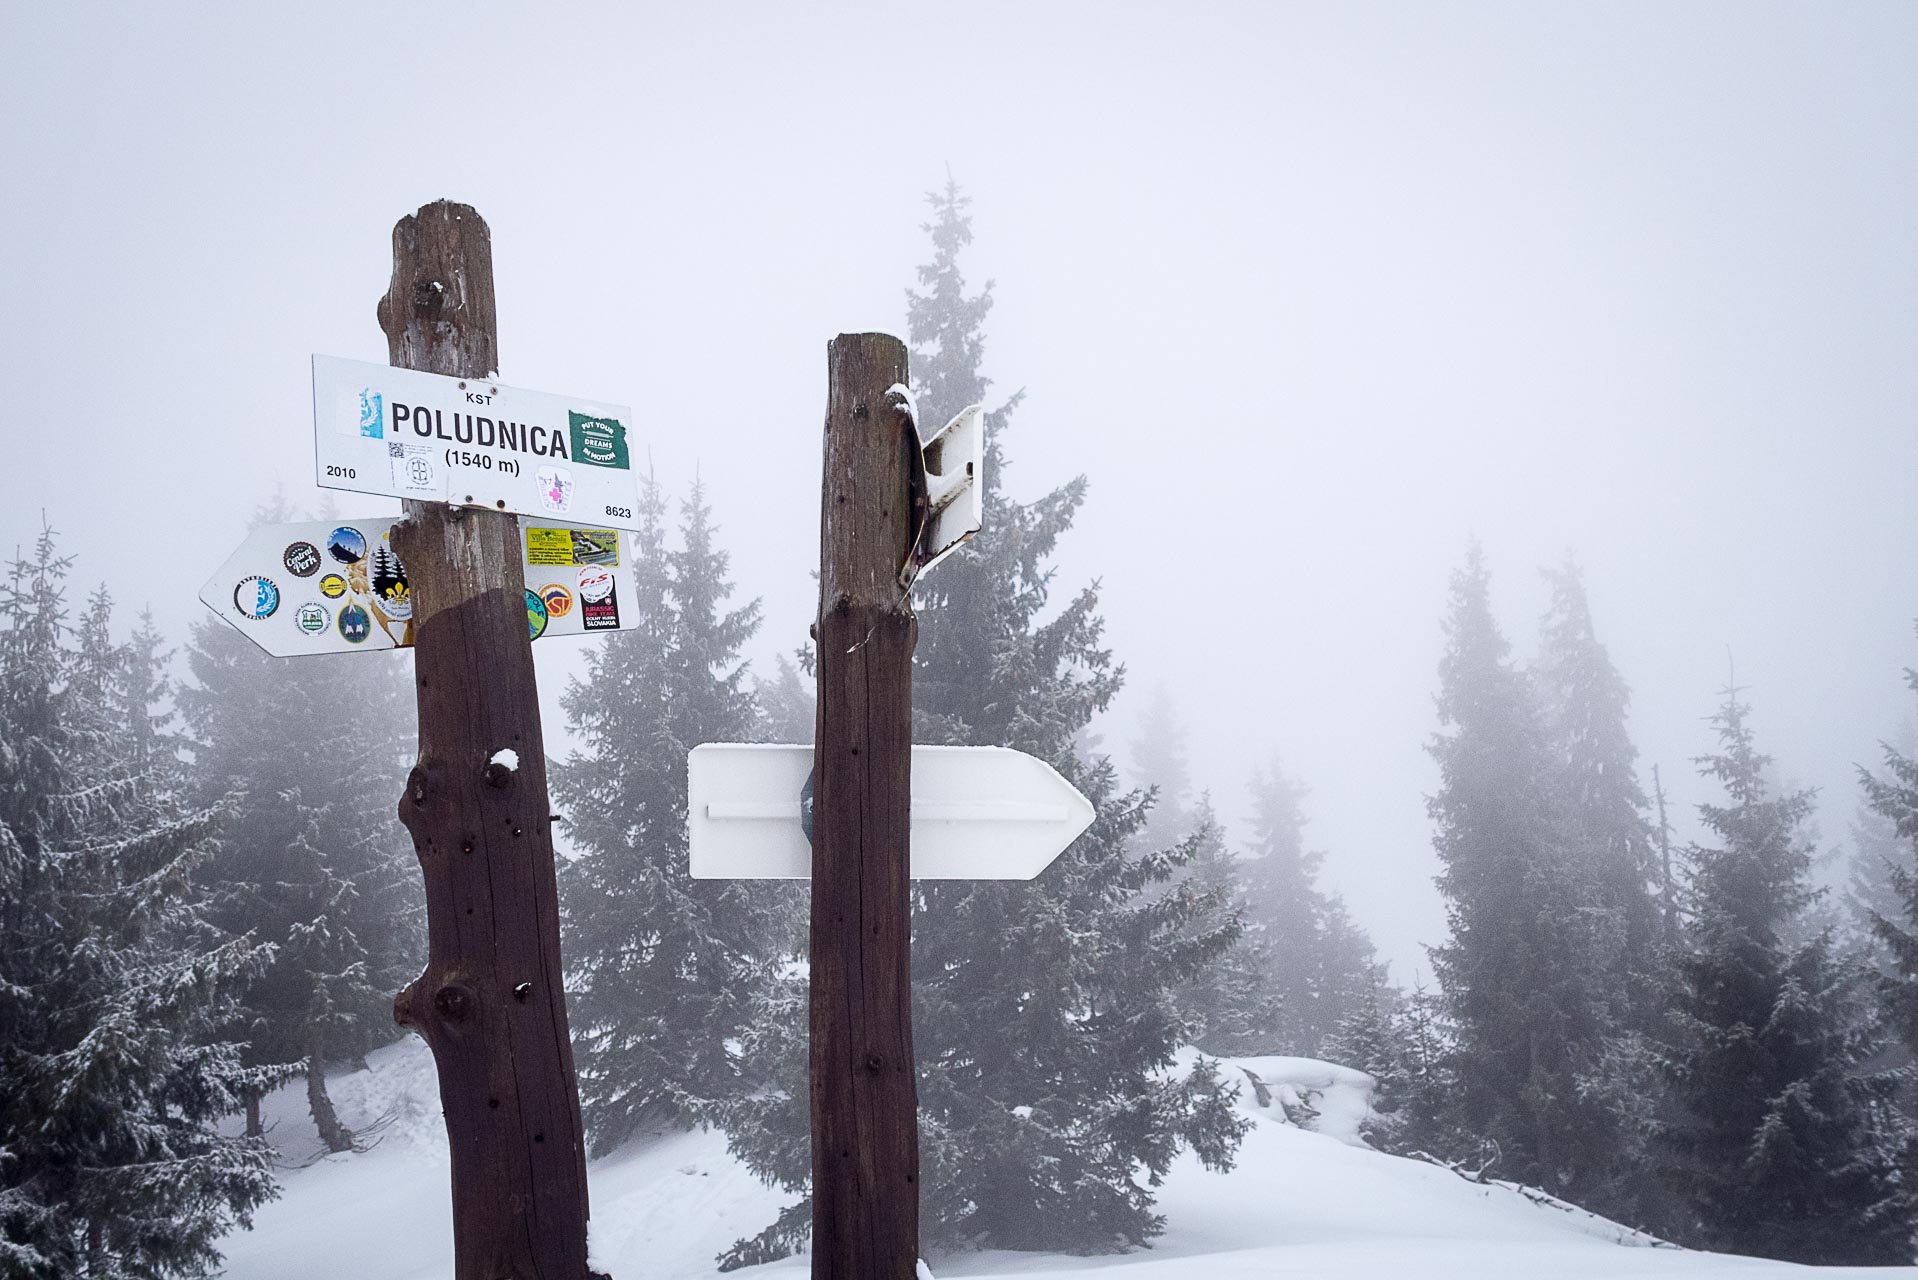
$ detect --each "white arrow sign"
[688,743,1094,880]
[199,516,637,656]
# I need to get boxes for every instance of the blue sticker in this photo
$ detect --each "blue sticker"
[233,575,280,620]
[358,388,384,439]
[327,526,367,565]
[338,602,372,644]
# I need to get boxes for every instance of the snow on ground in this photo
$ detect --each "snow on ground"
[217,1042,1918,1280]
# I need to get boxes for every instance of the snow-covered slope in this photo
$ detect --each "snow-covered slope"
[216,1041,1914,1280]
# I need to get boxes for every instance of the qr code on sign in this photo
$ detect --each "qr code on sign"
[388,442,405,458]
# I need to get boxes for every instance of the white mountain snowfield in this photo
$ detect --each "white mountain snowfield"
[215,1042,1915,1280]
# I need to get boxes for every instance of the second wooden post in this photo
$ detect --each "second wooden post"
[809,333,921,1279]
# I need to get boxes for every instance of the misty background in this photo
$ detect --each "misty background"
[5,2,1915,979]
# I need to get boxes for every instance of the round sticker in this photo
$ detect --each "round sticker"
[282,541,322,577]
[539,583,574,619]
[367,545,411,621]
[233,575,280,620]
[327,525,367,565]
[338,602,372,644]
[525,589,549,641]
[318,573,347,599]
[577,565,613,603]
[295,603,329,634]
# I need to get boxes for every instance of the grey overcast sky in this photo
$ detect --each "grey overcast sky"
[4,2,1915,976]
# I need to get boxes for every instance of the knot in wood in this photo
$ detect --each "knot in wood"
[433,983,475,1024]
[513,982,532,1003]
[407,767,428,806]
[484,760,515,790]
[865,1053,885,1074]
[412,278,446,314]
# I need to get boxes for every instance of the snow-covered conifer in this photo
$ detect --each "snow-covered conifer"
[0,527,280,1276]
[556,476,796,1151]
[1662,689,1911,1264]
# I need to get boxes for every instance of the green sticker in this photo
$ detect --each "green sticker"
[568,412,630,470]
[526,588,550,641]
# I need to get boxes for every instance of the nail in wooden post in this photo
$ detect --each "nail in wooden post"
[810,333,920,1279]
[378,201,600,1280]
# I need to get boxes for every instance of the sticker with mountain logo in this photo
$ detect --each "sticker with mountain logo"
[568,413,630,470]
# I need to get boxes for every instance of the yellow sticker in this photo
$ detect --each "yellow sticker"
[525,527,619,568]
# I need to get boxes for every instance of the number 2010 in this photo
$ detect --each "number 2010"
[326,464,357,480]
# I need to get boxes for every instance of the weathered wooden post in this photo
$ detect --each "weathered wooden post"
[809,333,921,1279]
[379,202,598,1280]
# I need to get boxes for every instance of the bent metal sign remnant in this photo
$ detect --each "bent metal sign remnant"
[312,354,641,530]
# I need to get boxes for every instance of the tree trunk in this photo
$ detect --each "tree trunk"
[244,1090,262,1140]
[307,1052,356,1154]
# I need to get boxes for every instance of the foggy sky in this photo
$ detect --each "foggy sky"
[5,3,1916,977]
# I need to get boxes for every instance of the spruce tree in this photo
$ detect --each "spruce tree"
[1427,547,1622,1203]
[179,510,421,1152]
[1664,688,1910,1264]
[1171,797,1279,1057]
[1128,685,1196,850]
[1863,640,1918,1052]
[556,476,794,1151]
[755,654,815,746]
[0,528,280,1277]
[1533,564,1663,1012]
[1530,564,1672,1225]
[718,180,1247,1267]
[1236,760,1383,1056]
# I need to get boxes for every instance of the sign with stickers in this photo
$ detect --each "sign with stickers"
[200,517,636,657]
[311,355,641,530]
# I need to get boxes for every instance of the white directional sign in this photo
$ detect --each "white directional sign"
[200,516,637,657]
[688,743,1095,880]
[312,355,642,530]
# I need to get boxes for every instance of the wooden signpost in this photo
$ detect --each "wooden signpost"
[808,334,924,1280]
[377,203,598,1280]
[691,338,1089,1278]
[198,202,619,1278]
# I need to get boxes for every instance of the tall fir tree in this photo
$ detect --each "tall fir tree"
[0,528,280,1277]
[556,476,795,1152]
[1529,564,1673,1225]
[178,510,421,1152]
[1236,759,1383,1056]
[1426,547,1626,1206]
[718,180,1248,1268]
[1128,685,1196,851]
[1533,564,1663,1014]
[1663,688,1911,1264]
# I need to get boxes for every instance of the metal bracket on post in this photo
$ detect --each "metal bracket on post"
[899,395,985,586]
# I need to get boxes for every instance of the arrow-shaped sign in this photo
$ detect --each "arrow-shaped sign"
[688,743,1094,880]
[199,516,637,656]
